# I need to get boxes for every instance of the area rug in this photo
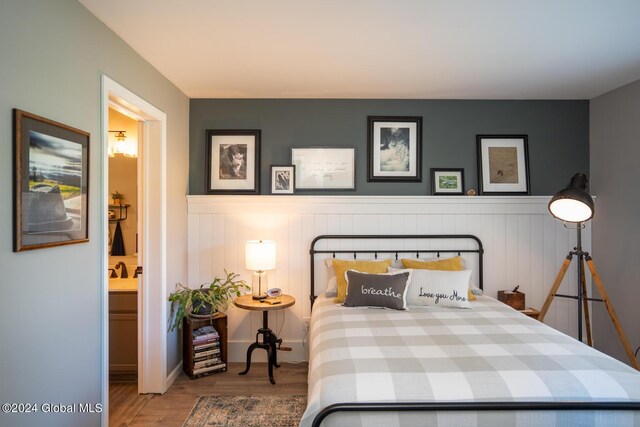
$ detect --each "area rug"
[183,395,307,427]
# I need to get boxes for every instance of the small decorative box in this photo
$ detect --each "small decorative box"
[498,290,525,310]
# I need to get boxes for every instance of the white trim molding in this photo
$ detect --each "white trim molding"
[101,76,169,427]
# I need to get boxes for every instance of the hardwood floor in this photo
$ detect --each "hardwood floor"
[110,362,309,426]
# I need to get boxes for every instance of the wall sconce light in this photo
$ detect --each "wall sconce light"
[108,130,137,158]
[245,240,276,300]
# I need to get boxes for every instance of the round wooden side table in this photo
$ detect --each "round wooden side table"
[233,294,295,384]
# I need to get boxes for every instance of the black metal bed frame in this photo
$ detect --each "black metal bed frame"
[309,234,484,306]
[308,234,640,427]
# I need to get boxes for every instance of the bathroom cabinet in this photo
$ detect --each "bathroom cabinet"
[109,290,137,381]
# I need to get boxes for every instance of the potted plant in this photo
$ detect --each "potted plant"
[167,270,249,331]
[111,190,125,205]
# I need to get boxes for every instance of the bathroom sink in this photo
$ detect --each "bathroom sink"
[109,277,138,291]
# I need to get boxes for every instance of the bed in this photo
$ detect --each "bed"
[300,235,640,427]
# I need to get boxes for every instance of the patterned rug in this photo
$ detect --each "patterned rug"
[183,395,307,427]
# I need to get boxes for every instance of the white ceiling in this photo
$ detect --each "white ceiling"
[79,0,640,99]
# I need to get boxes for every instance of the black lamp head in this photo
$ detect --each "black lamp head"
[548,173,594,223]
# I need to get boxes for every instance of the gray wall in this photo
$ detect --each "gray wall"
[590,78,640,365]
[0,1,189,426]
[190,99,589,195]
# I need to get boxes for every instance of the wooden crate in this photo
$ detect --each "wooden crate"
[183,313,228,379]
[497,290,525,310]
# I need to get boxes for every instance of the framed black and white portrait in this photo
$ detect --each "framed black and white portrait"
[270,165,295,194]
[367,116,422,182]
[477,135,530,195]
[206,129,260,194]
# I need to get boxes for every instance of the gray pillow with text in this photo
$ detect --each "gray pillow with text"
[343,270,410,310]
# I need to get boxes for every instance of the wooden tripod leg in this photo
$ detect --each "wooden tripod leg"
[586,258,640,370]
[580,258,593,347]
[539,257,572,322]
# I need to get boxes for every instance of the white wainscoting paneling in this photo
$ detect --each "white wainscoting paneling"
[187,195,591,362]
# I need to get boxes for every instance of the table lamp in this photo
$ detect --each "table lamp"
[245,240,276,300]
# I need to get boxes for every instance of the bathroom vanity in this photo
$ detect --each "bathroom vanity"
[109,280,137,381]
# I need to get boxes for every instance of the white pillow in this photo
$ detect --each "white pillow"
[400,255,483,295]
[389,267,472,309]
[324,257,336,276]
[325,276,338,295]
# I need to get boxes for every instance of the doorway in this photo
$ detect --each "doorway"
[107,107,140,387]
[101,76,168,426]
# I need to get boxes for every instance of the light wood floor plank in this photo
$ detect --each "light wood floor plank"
[110,362,308,427]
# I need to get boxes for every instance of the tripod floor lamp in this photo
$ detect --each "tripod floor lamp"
[538,173,639,370]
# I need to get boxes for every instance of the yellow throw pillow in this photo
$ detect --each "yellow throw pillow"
[400,256,476,301]
[332,258,392,303]
[401,256,464,271]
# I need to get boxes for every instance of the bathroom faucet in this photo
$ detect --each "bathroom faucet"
[115,261,128,278]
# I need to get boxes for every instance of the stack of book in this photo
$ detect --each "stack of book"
[192,324,225,375]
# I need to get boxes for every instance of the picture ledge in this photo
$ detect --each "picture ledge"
[186,194,586,216]
[187,194,560,201]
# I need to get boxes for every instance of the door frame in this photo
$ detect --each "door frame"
[100,75,168,425]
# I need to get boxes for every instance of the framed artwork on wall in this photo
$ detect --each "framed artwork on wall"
[270,165,295,194]
[476,134,530,195]
[291,147,355,190]
[206,129,260,194]
[367,116,422,182]
[431,168,465,195]
[13,109,90,252]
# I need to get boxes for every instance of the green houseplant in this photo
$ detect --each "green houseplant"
[111,190,125,205]
[167,270,249,331]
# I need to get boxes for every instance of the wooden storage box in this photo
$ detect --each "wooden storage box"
[183,313,228,379]
[498,290,525,310]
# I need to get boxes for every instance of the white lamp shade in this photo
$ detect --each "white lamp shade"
[549,198,593,223]
[245,240,276,271]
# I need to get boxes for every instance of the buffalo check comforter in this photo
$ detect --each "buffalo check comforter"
[300,295,640,427]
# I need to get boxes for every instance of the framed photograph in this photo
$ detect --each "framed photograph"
[206,129,260,194]
[270,165,295,194]
[13,109,90,251]
[431,168,465,195]
[291,147,355,190]
[477,135,530,195]
[367,116,422,182]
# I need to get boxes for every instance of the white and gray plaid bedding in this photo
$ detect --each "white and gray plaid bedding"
[300,295,640,427]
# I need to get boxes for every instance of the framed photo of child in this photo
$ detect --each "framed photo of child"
[206,129,260,194]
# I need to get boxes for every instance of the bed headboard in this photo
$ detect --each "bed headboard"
[309,234,484,308]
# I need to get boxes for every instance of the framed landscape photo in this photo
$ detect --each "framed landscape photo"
[13,109,90,251]
[291,147,355,190]
[270,165,295,194]
[206,129,260,194]
[431,168,465,195]
[477,135,530,195]
[367,116,422,182]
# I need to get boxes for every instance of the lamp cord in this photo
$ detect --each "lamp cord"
[274,310,309,365]
[562,221,586,230]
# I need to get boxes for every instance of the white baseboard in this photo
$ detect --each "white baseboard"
[166,361,183,391]
[227,340,308,364]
